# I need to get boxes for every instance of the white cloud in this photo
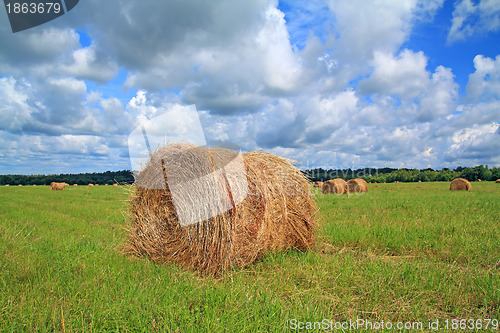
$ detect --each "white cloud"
[0,77,35,133]
[448,0,500,43]
[414,0,446,22]
[359,49,430,100]
[417,65,458,121]
[256,6,302,91]
[302,90,358,144]
[61,45,119,83]
[326,0,417,64]
[445,123,500,164]
[466,54,500,101]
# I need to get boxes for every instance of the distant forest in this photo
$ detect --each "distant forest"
[305,165,500,183]
[0,165,499,186]
[0,170,134,186]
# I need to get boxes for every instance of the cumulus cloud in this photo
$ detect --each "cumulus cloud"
[326,0,415,64]
[466,54,500,101]
[358,50,457,123]
[0,75,133,138]
[417,65,458,122]
[61,45,119,83]
[0,0,498,173]
[448,0,500,43]
[445,123,500,164]
[359,49,430,100]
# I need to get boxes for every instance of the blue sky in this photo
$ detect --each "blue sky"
[0,0,499,174]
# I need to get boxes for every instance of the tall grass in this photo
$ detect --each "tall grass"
[0,182,498,331]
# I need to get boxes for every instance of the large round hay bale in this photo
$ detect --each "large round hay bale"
[113,183,118,187]
[347,178,368,193]
[450,178,471,191]
[125,144,317,276]
[88,183,94,187]
[496,179,500,183]
[321,178,347,194]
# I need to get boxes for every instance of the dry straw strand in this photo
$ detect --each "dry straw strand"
[124,143,317,276]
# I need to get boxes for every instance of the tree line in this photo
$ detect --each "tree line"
[0,170,134,186]
[1,165,499,186]
[305,165,500,183]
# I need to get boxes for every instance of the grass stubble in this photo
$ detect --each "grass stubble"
[0,182,498,331]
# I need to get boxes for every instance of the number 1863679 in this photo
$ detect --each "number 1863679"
[5,2,61,14]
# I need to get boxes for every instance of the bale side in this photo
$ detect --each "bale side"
[125,145,317,276]
[450,178,471,191]
[321,178,347,194]
[347,178,368,193]
[50,182,66,190]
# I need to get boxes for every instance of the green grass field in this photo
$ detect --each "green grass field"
[0,182,499,332]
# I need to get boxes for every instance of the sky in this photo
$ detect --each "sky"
[0,0,499,174]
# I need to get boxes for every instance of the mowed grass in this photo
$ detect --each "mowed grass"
[0,182,498,332]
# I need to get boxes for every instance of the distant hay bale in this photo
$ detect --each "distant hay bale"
[125,143,317,276]
[321,178,347,194]
[477,179,482,182]
[18,184,22,187]
[496,179,500,183]
[450,178,471,191]
[347,178,368,193]
[418,180,422,183]
[50,182,67,191]
[5,184,9,187]
[33,184,36,187]
[88,183,94,187]
[95,184,99,186]
[313,181,324,188]
[113,184,118,187]
[73,184,78,187]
